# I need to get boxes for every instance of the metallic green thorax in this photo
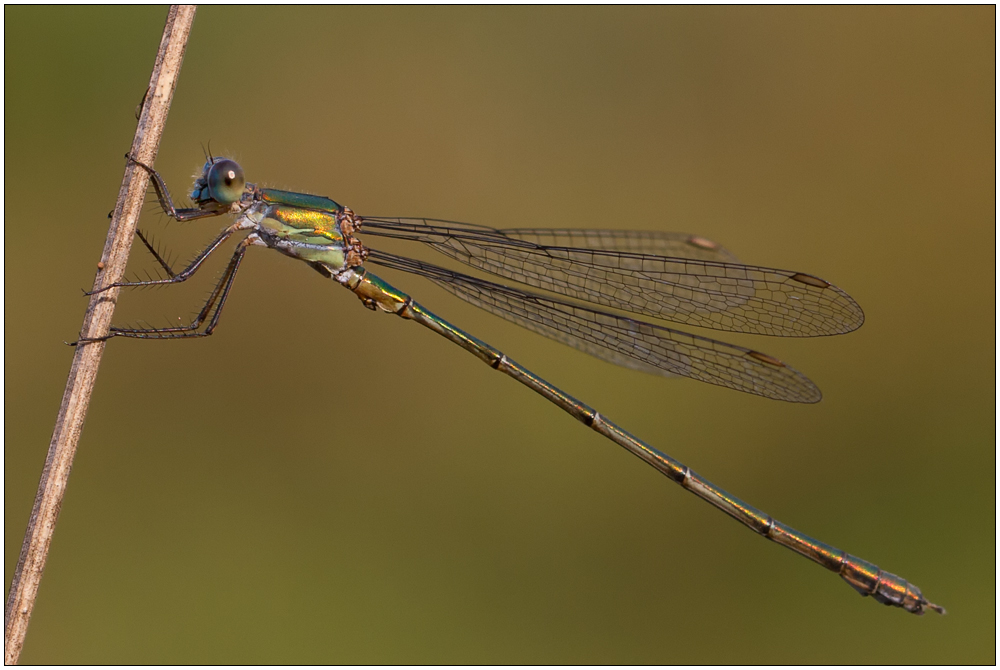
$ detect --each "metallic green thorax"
[247,203,348,268]
[245,189,350,268]
[260,188,341,213]
[258,205,343,244]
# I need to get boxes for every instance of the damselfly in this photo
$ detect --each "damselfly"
[77,155,942,615]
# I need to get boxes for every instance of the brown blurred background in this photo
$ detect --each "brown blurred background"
[5,6,993,663]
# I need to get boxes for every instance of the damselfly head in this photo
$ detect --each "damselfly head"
[190,157,246,208]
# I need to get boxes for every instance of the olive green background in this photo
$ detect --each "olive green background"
[5,6,994,664]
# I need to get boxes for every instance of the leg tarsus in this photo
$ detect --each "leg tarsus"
[67,333,116,346]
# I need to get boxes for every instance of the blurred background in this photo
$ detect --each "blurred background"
[5,6,993,663]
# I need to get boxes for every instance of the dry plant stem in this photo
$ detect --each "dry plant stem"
[3,6,197,664]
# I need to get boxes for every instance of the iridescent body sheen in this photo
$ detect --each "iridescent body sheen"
[80,155,943,616]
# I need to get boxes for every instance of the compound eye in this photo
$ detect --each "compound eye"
[206,159,245,205]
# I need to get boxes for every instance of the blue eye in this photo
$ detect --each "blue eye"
[206,159,245,205]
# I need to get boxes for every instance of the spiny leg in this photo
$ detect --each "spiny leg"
[87,223,245,296]
[74,240,250,344]
[135,229,177,279]
[197,239,249,336]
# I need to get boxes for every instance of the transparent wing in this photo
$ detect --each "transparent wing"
[360,217,864,337]
[368,250,822,403]
[498,228,740,263]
